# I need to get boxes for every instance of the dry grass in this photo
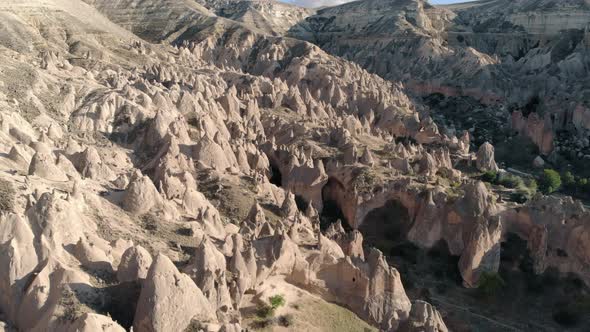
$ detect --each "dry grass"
[245,296,377,332]
[289,298,377,332]
[0,178,15,213]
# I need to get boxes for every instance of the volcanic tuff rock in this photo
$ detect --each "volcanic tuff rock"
[0,0,588,331]
[291,0,590,155]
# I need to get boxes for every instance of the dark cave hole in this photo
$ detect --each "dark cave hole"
[320,199,351,232]
[269,164,282,187]
[320,177,351,231]
[294,194,308,212]
[359,199,412,254]
[104,281,141,329]
[70,281,141,330]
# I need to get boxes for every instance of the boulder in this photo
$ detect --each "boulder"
[117,245,153,282]
[476,142,499,172]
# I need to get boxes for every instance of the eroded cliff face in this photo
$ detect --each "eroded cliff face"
[0,0,451,331]
[0,0,588,330]
[290,0,590,155]
[197,0,314,35]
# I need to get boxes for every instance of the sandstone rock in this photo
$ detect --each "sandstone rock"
[401,300,448,332]
[73,236,113,272]
[134,254,216,332]
[281,191,298,217]
[28,152,69,181]
[67,313,126,332]
[122,174,162,214]
[183,238,233,313]
[476,142,499,172]
[117,245,153,282]
[458,217,502,288]
[314,248,411,330]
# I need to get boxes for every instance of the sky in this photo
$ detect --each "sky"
[282,0,474,8]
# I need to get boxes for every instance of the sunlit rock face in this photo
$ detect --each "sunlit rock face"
[290,0,590,154]
[0,0,588,330]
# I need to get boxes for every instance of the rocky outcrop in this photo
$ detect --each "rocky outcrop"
[67,313,126,332]
[121,173,162,214]
[134,254,216,332]
[458,217,503,288]
[2,0,590,330]
[401,300,448,332]
[476,142,499,172]
[117,245,153,282]
[313,248,412,330]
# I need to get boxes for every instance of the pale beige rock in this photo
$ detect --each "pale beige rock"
[67,313,126,332]
[458,217,502,288]
[134,254,216,332]
[402,300,448,332]
[117,245,153,282]
[476,142,499,172]
[122,174,162,214]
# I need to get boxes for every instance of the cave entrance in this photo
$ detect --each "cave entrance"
[359,199,412,257]
[269,164,282,187]
[320,177,351,232]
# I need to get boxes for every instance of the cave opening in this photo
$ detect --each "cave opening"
[294,194,308,212]
[359,199,412,256]
[320,177,351,232]
[269,164,282,187]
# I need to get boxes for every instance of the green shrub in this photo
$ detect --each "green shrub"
[562,171,575,189]
[477,272,505,297]
[256,295,286,320]
[497,173,524,189]
[510,192,528,204]
[269,295,286,310]
[539,169,561,194]
[256,304,274,319]
[525,178,538,193]
[481,170,498,183]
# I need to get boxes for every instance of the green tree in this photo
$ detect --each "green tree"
[539,169,561,194]
[562,171,576,190]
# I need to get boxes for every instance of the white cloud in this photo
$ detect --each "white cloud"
[282,0,354,8]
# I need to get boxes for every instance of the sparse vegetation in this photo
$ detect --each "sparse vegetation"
[539,169,561,194]
[252,295,288,329]
[256,304,274,319]
[497,173,524,189]
[477,272,505,297]
[481,170,497,183]
[481,171,525,189]
[269,294,286,310]
[481,171,538,202]
[353,167,379,193]
[277,314,294,327]
[562,171,576,190]
[256,294,286,320]
[57,287,87,323]
[0,179,15,213]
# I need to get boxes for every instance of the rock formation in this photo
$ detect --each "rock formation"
[0,0,587,330]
